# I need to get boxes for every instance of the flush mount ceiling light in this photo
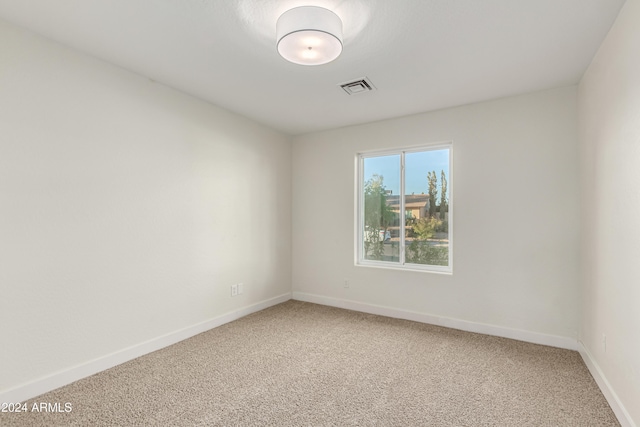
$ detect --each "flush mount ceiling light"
[276,6,343,66]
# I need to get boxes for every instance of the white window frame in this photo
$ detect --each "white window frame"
[355,142,453,274]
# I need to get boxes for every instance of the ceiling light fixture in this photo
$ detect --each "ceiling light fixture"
[276,6,343,66]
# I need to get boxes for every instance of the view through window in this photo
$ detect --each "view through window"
[358,144,452,272]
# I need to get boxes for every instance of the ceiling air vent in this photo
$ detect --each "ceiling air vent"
[339,77,376,95]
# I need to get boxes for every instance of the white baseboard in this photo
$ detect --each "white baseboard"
[292,292,578,351]
[0,292,291,404]
[579,342,637,427]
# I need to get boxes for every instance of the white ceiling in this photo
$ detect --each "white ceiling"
[0,0,626,135]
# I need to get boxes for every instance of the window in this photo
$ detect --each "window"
[356,143,452,273]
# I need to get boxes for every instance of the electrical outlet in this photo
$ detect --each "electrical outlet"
[344,279,349,288]
[237,283,244,295]
[231,284,238,297]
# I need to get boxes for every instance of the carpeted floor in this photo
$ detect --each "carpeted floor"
[1,300,619,426]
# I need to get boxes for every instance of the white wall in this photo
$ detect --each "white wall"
[0,19,291,396]
[578,0,640,424]
[292,86,580,342]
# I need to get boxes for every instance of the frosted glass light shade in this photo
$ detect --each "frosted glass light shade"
[276,6,343,66]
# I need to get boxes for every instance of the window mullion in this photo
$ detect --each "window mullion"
[357,155,363,263]
[400,152,406,265]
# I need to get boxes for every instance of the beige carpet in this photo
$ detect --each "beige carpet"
[2,301,619,426]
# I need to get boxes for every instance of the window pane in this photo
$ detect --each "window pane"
[362,155,400,262]
[404,149,449,266]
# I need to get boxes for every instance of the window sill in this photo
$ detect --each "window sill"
[355,260,452,275]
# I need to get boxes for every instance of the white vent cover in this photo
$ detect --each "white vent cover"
[339,77,376,95]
